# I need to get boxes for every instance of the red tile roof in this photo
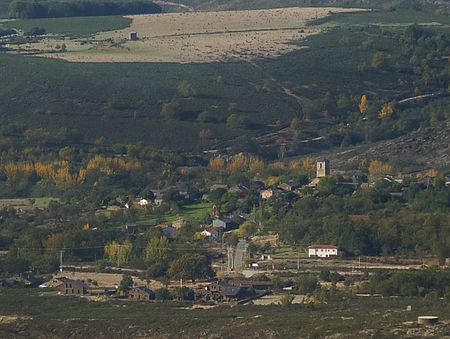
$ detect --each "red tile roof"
[308,244,338,249]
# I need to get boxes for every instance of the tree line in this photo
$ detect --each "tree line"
[8,0,161,19]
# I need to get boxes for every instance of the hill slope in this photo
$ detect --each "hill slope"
[325,122,450,171]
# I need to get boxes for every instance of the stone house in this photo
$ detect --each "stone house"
[129,286,155,301]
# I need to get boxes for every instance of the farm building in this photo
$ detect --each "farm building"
[129,286,155,301]
[201,281,246,302]
[51,278,88,295]
[129,32,138,41]
[308,245,338,258]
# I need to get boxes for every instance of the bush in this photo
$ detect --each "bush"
[279,293,295,306]
[173,286,195,301]
[155,287,172,301]
[145,263,167,279]
[25,27,46,36]
[295,275,320,295]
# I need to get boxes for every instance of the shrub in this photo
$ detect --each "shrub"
[279,293,295,306]
[155,287,172,301]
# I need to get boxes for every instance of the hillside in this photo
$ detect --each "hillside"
[322,122,450,172]
[155,0,450,12]
[1,8,449,156]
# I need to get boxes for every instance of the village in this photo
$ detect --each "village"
[2,158,449,308]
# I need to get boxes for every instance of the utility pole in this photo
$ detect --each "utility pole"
[227,246,235,271]
[59,250,64,273]
[232,247,235,270]
[117,245,121,268]
[297,249,300,271]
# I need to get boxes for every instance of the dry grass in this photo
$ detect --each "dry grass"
[252,294,308,305]
[18,7,366,63]
[61,271,163,289]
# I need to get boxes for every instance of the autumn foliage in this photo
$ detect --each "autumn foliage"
[359,95,369,115]
[369,160,393,177]
[378,102,396,119]
[1,155,141,188]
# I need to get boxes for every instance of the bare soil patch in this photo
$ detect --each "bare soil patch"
[61,271,163,289]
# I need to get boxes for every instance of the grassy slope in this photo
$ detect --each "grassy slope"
[2,288,450,338]
[0,54,297,149]
[1,16,131,36]
[0,10,448,151]
[135,202,213,225]
[154,0,448,11]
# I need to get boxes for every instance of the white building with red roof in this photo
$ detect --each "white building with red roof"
[308,244,338,258]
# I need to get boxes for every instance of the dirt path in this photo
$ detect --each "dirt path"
[153,0,194,12]
[234,240,248,269]
[248,60,304,111]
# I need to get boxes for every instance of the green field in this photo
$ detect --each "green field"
[320,9,450,26]
[2,288,450,338]
[136,202,213,225]
[0,197,58,210]
[1,16,131,36]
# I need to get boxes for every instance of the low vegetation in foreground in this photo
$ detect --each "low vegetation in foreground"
[2,288,450,338]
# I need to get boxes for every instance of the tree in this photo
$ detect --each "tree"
[369,160,393,177]
[145,236,169,264]
[145,262,167,279]
[118,274,133,294]
[226,114,244,129]
[295,275,320,294]
[160,101,182,120]
[173,286,195,301]
[359,95,369,115]
[223,232,239,247]
[248,156,264,174]
[209,158,226,171]
[372,51,392,70]
[104,240,133,266]
[155,287,172,301]
[237,220,258,238]
[168,254,214,282]
[378,102,396,119]
[178,80,196,97]
[290,117,301,131]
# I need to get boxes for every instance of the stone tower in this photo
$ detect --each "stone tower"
[316,159,330,178]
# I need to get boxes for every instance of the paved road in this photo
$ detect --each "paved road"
[234,240,248,269]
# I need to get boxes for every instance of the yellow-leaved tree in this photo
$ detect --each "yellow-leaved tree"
[248,156,265,175]
[369,160,393,177]
[145,237,169,264]
[302,158,315,172]
[359,95,369,115]
[227,153,247,172]
[104,241,133,266]
[378,102,395,119]
[208,157,225,171]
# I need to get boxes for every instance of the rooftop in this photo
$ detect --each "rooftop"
[308,244,338,249]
